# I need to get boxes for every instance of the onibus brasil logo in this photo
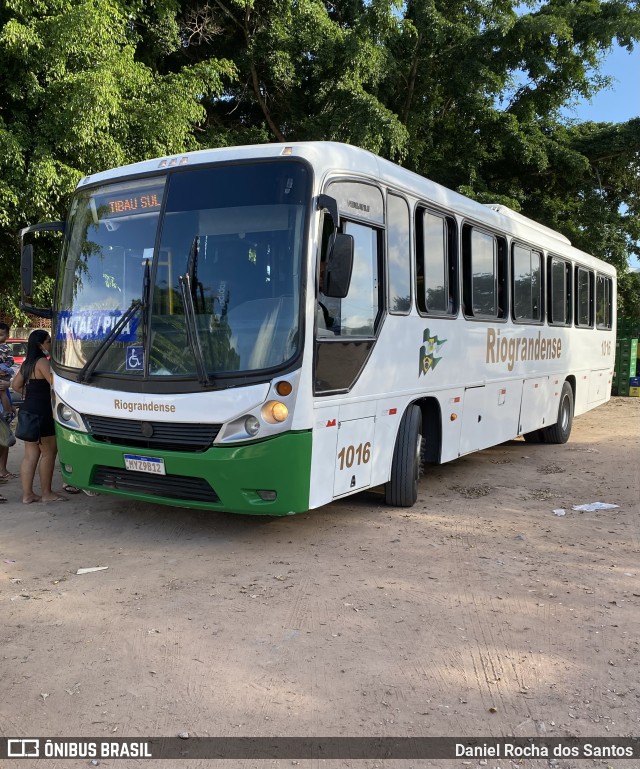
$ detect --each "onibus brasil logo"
[419,328,447,376]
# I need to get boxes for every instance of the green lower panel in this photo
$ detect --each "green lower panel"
[56,425,312,516]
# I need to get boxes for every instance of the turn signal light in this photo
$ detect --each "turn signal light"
[276,381,293,397]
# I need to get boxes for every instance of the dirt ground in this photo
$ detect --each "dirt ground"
[0,396,638,769]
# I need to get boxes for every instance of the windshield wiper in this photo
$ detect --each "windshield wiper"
[141,257,151,347]
[179,237,209,386]
[78,299,142,383]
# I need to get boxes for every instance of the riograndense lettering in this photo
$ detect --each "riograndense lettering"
[113,399,176,414]
[486,328,562,371]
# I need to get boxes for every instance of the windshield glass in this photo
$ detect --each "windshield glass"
[54,161,309,378]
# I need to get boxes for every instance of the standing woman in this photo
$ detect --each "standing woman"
[11,330,65,503]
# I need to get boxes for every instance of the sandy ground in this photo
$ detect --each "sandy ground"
[0,396,638,769]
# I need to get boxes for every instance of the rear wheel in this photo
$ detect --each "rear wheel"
[542,381,574,444]
[385,405,423,507]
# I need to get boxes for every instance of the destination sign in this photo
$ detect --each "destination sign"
[94,184,164,218]
[56,310,138,342]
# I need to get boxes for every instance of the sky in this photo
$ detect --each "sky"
[562,46,640,271]
[562,45,640,124]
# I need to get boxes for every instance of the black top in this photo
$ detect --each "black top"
[23,378,52,417]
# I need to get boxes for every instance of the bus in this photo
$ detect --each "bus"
[19,142,616,515]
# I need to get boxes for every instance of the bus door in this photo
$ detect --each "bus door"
[333,406,375,497]
[309,404,375,506]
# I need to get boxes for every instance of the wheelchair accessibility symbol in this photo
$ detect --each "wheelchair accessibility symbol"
[126,345,144,371]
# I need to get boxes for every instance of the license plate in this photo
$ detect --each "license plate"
[123,454,166,475]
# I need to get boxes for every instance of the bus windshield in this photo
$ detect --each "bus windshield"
[54,161,309,378]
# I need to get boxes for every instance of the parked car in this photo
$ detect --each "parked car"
[7,337,28,367]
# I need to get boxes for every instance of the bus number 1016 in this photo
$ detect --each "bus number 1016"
[338,442,372,470]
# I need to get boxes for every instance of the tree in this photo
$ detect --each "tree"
[0,0,234,322]
[374,0,640,311]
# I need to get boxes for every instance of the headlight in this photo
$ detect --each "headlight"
[244,415,260,436]
[55,399,86,431]
[262,400,289,424]
[59,405,75,422]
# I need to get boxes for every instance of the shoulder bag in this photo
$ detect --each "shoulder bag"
[0,417,16,448]
[15,410,41,442]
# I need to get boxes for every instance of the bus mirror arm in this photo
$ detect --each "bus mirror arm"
[19,243,53,318]
[18,221,64,319]
[317,194,340,228]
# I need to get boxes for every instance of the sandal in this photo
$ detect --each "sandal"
[0,495,6,503]
[0,472,18,480]
[62,483,82,494]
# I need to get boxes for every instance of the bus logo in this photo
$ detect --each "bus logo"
[419,328,447,376]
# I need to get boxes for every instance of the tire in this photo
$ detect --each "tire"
[523,429,545,444]
[385,405,423,507]
[543,381,574,444]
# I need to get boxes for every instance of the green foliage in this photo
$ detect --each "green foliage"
[0,0,234,320]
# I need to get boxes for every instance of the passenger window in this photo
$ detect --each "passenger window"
[512,244,542,322]
[387,193,411,314]
[548,257,572,325]
[596,275,613,329]
[462,225,506,319]
[575,266,593,327]
[416,208,457,315]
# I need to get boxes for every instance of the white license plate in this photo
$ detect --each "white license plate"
[123,454,166,475]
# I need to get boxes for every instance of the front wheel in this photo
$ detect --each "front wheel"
[385,405,423,507]
[543,381,574,444]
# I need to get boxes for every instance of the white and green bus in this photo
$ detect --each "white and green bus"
[20,142,616,515]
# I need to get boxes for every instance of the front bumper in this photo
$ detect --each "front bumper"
[56,425,312,516]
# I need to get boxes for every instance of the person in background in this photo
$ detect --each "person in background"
[0,378,15,496]
[0,322,17,430]
[11,329,66,503]
[0,323,18,486]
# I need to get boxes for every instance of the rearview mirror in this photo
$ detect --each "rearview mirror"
[18,220,64,319]
[324,233,354,299]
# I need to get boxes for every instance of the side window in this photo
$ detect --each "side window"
[512,244,542,323]
[387,193,411,315]
[416,208,457,315]
[575,266,593,327]
[548,257,572,325]
[462,225,507,319]
[318,221,381,337]
[596,274,613,329]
